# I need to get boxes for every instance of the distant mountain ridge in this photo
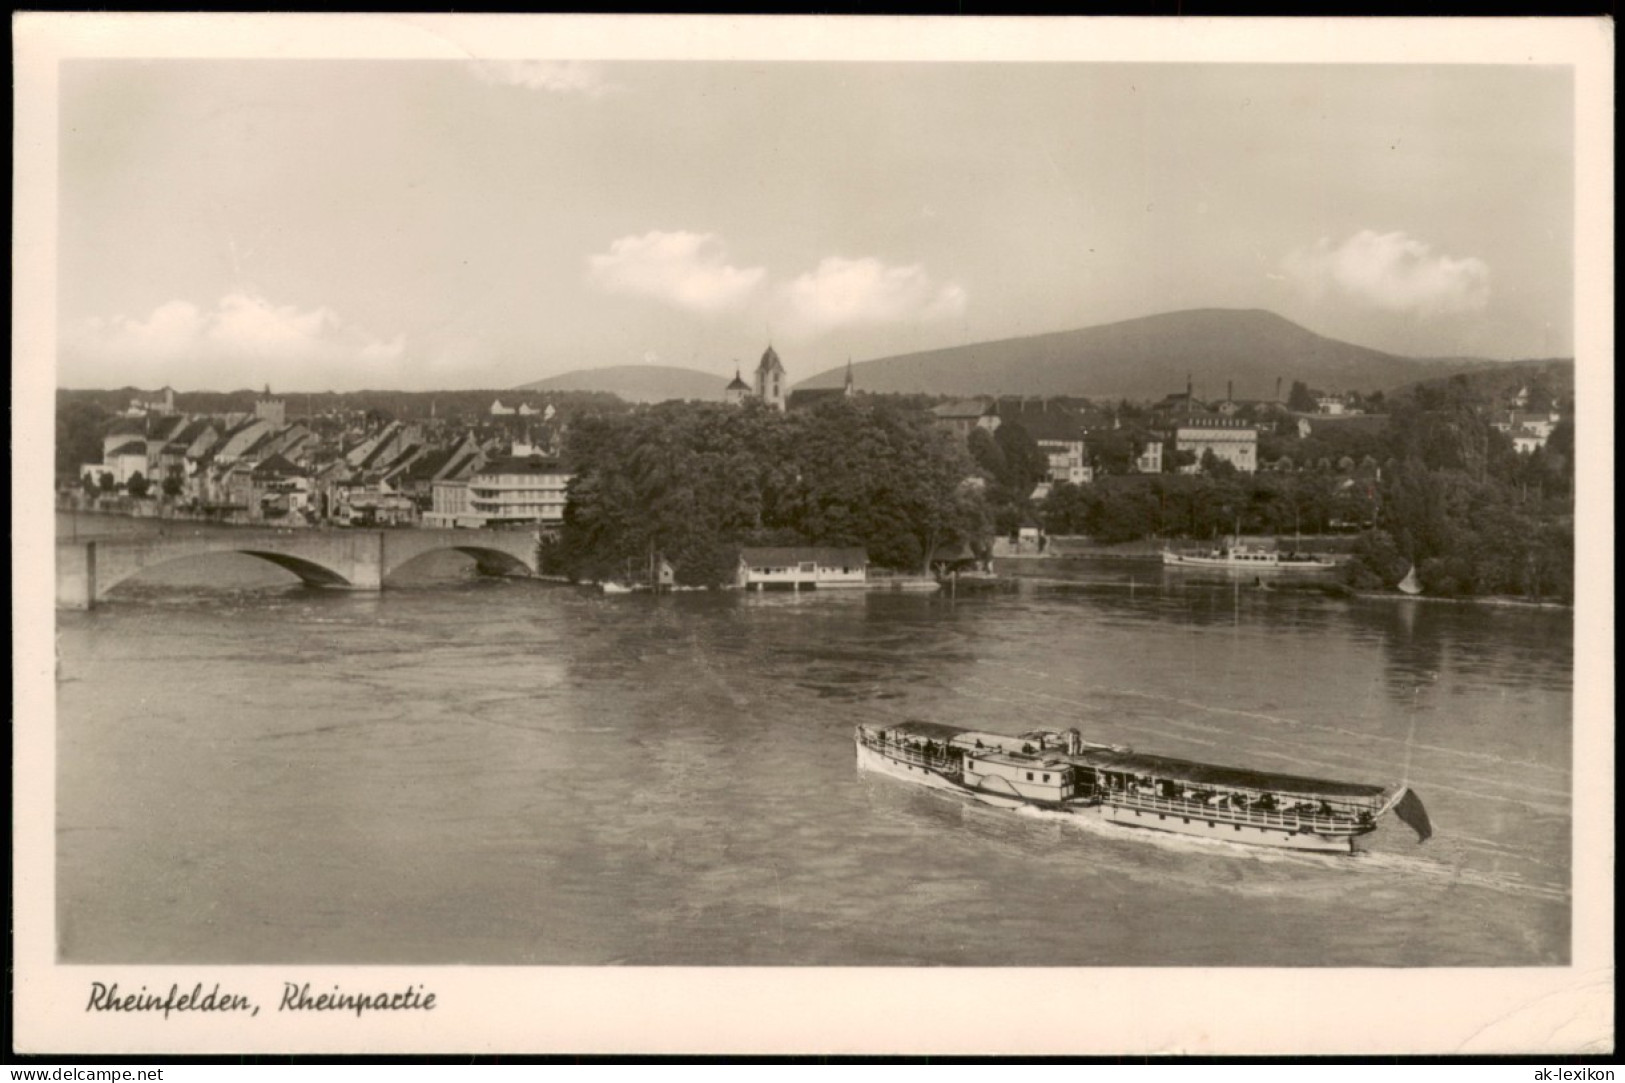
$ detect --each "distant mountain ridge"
[797,309,1543,402]
[519,365,729,403]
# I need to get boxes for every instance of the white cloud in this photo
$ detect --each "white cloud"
[64,291,406,388]
[1283,230,1490,315]
[586,231,766,315]
[471,61,619,98]
[779,256,966,334]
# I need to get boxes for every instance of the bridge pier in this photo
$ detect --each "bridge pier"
[57,541,97,610]
[333,531,385,591]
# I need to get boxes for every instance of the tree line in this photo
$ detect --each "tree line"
[1036,374,1574,601]
[543,399,986,587]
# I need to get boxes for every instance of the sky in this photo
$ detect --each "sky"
[56,58,1576,392]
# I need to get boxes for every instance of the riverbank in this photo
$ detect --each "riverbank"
[997,534,1367,561]
[993,550,1571,609]
[1349,588,1572,611]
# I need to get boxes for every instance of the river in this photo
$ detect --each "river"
[55,515,1572,966]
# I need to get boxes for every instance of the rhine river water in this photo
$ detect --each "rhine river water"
[55,515,1573,967]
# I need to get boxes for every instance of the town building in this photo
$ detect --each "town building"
[723,367,753,406]
[1151,378,1211,422]
[123,387,177,417]
[787,361,856,411]
[336,483,418,527]
[737,547,868,591]
[80,441,150,488]
[254,393,286,426]
[424,481,476,528]
[101,417,149,461]
[755,345,788,412]
[996,398,1092,486]
[400,433,486,515]
[930,399,1001,438]
[464,453,572,528]
[1134,441,1163,475]
[1175,418,1259,474]
[212,417,276,465]
[1493,409,1560,442]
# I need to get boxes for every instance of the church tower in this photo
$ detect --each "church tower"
[755,344,787,412]
[724,365,752,406]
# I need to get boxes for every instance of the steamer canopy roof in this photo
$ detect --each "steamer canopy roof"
[1076,748,1388,802]
[888,721,973,743]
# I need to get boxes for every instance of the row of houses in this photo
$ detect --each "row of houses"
[76,398,574,531]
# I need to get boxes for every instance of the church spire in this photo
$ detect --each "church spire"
[755,343,786,412]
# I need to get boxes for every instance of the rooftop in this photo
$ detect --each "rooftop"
[477,455,567,476]
[740,546,868,567]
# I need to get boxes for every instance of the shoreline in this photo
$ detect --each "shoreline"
[1348,589,1571,611]
[996,554,1572,611]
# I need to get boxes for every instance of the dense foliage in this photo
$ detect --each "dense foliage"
[545,399,987,586]
[966,422,1049,535]
[1041,375,1574,601]
[1042,471,1376,543]
[56,398,111,477]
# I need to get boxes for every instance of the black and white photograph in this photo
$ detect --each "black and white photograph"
[13,14,1613,1056]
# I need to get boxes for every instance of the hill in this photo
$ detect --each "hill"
[799,309,1524,402]
[518,365,729,403]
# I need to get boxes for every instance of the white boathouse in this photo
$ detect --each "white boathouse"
[737,547,868,591]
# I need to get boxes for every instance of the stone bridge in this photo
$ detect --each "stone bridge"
[57,527,540,609]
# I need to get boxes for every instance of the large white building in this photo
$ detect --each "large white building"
[464,454,572,528]
[1175,418,1259,474]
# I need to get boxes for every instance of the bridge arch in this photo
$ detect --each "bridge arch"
[96,546,357,598]
[380,539,538,582]
[448,545,534,578]
[381,544,534,582]
[237,550,357,588]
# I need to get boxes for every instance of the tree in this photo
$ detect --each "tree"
[1288,380,1317,413]
[1087,427,1146,477]
[125,471,150,497]
[1040,480,1091,535]
[97,472,116,493]
[1200,449,1238,479]
[162,467,184,499]
[1163,443,1196,474]
[56,399,112,480]
[966,427,1006,480]
[1342,529,1408,590]
[992,422,1048,491]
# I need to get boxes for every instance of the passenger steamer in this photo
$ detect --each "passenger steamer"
[855,722,1431,854]
[1161,542,1337,572]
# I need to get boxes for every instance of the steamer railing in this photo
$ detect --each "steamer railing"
[1104,789,1370,835]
